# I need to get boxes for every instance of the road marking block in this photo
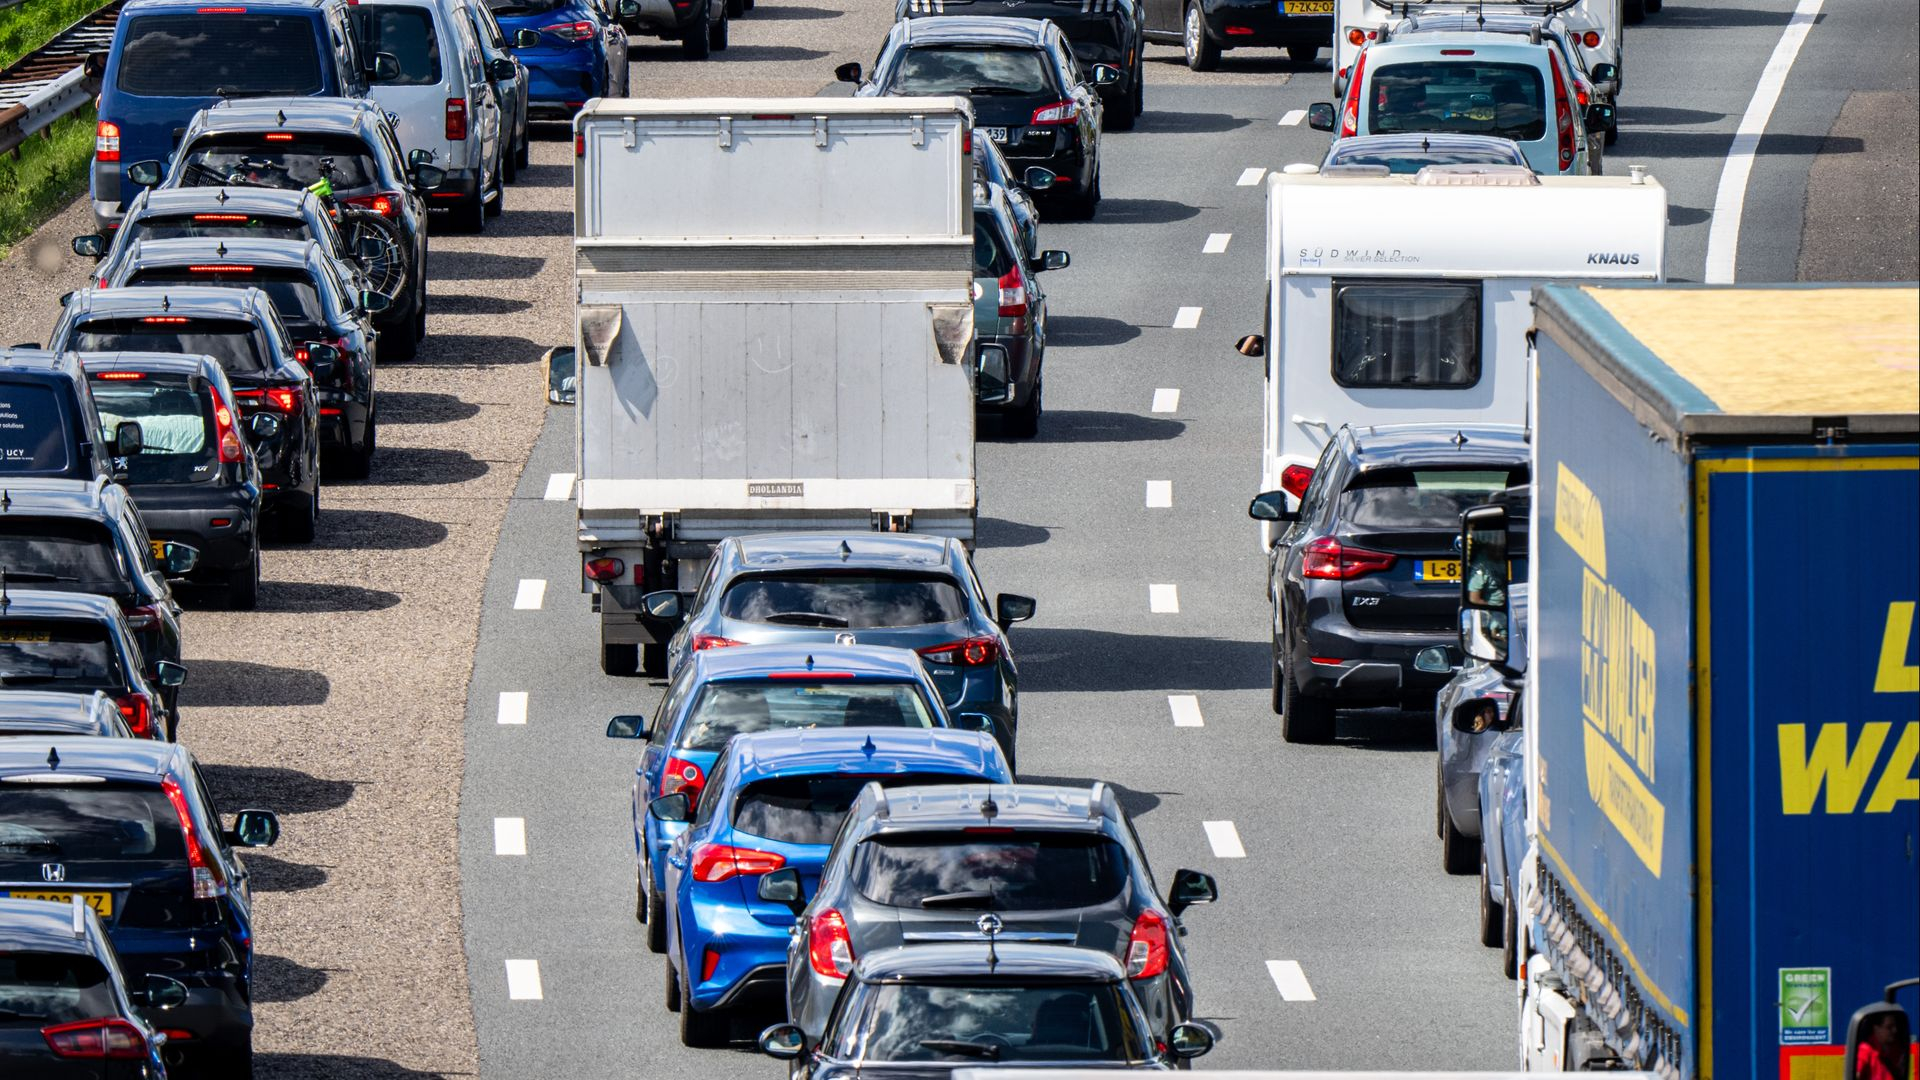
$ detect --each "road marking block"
[497,691,529,726]
[1172,306,1202,330]
[1704,0,1824,282]
[505,959,543,1000]
[1237,166,1267,186]
[1149,584,1179,613]
[494,817,526,856]
[1151,388,1180,413]
[513,579,546,610]
[1203,820,1246,858]
[1266,960,1316,1001]
[1146,481,1173,508]
[1168,695,1204,727]
[543,472,575,501]
[1279,109,1307,126]
[1203,232,1231,254]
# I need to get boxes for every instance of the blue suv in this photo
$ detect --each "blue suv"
[90,0,371,231]
[655,726,1012,1046]
[485,0,632,119]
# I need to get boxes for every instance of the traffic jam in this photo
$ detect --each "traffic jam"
[0,0,1915,1074]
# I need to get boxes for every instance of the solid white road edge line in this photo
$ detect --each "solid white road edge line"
[1202,820,1246,858]
[494,817,527,856]
[1146,481,1173,508]
[1168,695,1204,727]
[1149,584,1180,613]
[1151,388,1180,413]
[543,472,575,501]
[504,959,543,1000]
[1172,306,1203,329]
[1237,166,1267,186]
[1266,960,1316,1001]
[497,691,529,726]
[513,579,547,610]
[1203,232,1231,254]
[1279,109,1306,126]
[1703,0,1825,283]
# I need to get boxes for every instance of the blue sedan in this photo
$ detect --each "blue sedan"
[604,643,975,955]
[656,726,1012,1046]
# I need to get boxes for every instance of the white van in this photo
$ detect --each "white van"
[1333,0,1625,98]
[354,0,507,232]
[1237,164,1665,544]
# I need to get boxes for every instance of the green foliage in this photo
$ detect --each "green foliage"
[0,105,97,256]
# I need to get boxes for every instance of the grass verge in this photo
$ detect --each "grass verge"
[0,104,96,258]
[0,0,112,69]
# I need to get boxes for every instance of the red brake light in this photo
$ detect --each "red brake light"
[265,387,300,413]
[691,634,744,651]
[808,909,855,979]
[1440,48,1474,55]
[162,775,226,898]
[446,98,469,141]
[196,5,247,10]
[93,371,145,380]
[95,120,121,162]
[141,316,189,324]
[1580,30,1600,47]
[961,129,971,153]
[584,556,625,582]
[541,19,594,39]
[187,264,254,273]
[1548,50,1576,170]
[660,755,707,805]
[192,213,250,222]
[212,391,244,463]
[343,192,402,218]
[1281,464,1313,500]
[1301,536,1397,580]
[114,693,153,738]
[690,843,787,883]
[996,267,1028,324]
[264,133,295,142]
[766,671,856,679]
[1124,910,1170,979]
[1030,100,1079,125]
[917,637,999,667]
[1224,24,1253,34]
[41,1018,149,1060]
[1340,49,1367,137]
[574,132,585,157]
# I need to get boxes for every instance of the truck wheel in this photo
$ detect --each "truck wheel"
[602,641,638,675]
[1183,4,1219,72]
[641,643,667,678]
[664,955,681,1012]
[682,16,711,57]
[1280,647,1334,743]
[1441,806,1479,874]
[1478,852,1504,947]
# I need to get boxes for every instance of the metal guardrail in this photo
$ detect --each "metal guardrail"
[0,64,91,151]
[0,1,121,156]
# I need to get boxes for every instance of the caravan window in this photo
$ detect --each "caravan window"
[1331,281,1481,389]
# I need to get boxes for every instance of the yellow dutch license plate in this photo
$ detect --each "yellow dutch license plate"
[0,627,52,643]
[1417,559,1464,583]
[1283,0,1334,13]
[150,539,167,560]
[4,889,114,916]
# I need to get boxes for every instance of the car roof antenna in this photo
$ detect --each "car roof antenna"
[0,489,10,512]
[839,540,852,561]
[1,568,10,614]
[977,912,1002,970]
[47,745,60,771]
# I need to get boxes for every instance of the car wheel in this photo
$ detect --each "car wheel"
[1269,628,1286,715]
[225,540,260,611]
[501,138,517,184]
[601,640,638,675]
[203,1034,254,1080]
[1624,0,1645,23]
[1434,759,1446,838]
[1183,4,1219,72]
[708,13,727,51]
[277,485,318,544]
[1479,850,1504,948]
[1645,0,1660,11]
[334,408,375,480]
[634,868,648,922]
[1287,44,1319,65]
[454,184,486,233]
[641,642,667,677]
[1104,83,1138,131]
[725,0,742,17]
[664,953,682,1012]
[1006,374,1041,438]
[679,973,729,1048]
[1069,165,1101,220]
[516,125,531,169]
[1441,802,1479,874]
[1604,122,1618,147]
[646,877,667,953]
[485,158,505,216]
[382,310,419,362]
[1279,641,1334,743]
[1132,61,1144,115]
[682,15,711,57]
[1502,881,1523,980]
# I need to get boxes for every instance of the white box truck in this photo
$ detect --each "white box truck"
[1238,163,1665,547]
[572,97,978,676]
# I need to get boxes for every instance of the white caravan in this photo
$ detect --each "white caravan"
[1333,0,1626,95]
[1244,163,1664,544]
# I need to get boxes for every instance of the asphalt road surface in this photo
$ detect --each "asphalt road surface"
[0,0,1911,1074]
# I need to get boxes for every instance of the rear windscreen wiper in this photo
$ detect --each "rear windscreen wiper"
[919,890,995,909]
[762,611,850,628]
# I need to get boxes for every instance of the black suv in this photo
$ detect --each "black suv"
[1249,423,1530,743]
[897,0,1148,130]
[0,896,180,1076]
[0,589,184,741]
[0,349,136,485]
[0,738,281,1076]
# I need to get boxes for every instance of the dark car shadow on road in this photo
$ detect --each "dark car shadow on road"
[1133,110,1252,134]
[378,390,483,424]
[1045,315,1140,347]
[251,954,333,1002]
[1018,774,1165,821]
[369,446,492,486]
[1012,628,1267,693]
[431,293,532,316]
[716,44,829,62]
[1616,131,1860,158]
[303,509,450,551]
[751,3,841,18]
[977,517,1051,549]
[1093,198,1202,225]
[258,581,402,613]
[509,162,571,187]
[1654,4,1819,29]
[180,662,330,708]
[1620,105,1724,126]
[500,209,570,236]
[1016,410,1184,444]
[426,250,545,281]
[413,333,543,368]
[253,1054,470,1079]
[1667,205,1711,227]
[200,763,359,814]
[240,853,329,893]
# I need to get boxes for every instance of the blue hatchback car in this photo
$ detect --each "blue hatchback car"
[484,0,629,119]
[657,727,1011,1046]
[605,643,976,957]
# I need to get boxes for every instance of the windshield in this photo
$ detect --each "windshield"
[131,213,311,244]
[0,783,185,862]
[891,47,1053,96]
[71,318,269,376]
[677,682,935,752]
[90,374,222,484]
[115,14,324,96]
[0,518,127,590]
[838,981,1146,1063]
[0,619,124,691]
[1369,60,1545,141]
[1326,140,1526,173]
[0,382,70,474]
[854,830,1127,910]
[179,135,377,193]
[734,773,975,845]
[718,573,968,629]
[0,953,118,1028]
[355,6,444,85]
[127,269,328,333]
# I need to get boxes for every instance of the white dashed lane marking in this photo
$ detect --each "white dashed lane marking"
[513,579,546,610]
[1172,307,1202,330]
[505,959,543,1000]
[1168,695,1204,728]
[1279,109,1306,126]
[1146,481,1172,508]
[1266,960,1317,1001]
[1151,388,1180,413]
[1202,232,1231,254]
[543,472,575,501]
[1203,820,1246,858]
[1237,167,1267,186]
[1149,584,1180,614]
[497,692,529,726]
[494,817,526,856]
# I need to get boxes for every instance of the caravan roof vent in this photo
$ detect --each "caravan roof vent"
[1414,163,1540,187]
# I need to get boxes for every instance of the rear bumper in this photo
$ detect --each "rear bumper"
[425,169,482,210]
[1202,1,1330,46]
[522,53,607,110]
[997,135,1089,192]
[139,502,258,578]
[1293,602,1454,706]
[685,916,790,1011]
[620,0,702,37]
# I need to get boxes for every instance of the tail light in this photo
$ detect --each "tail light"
[41,1019,149,1060]
[342,192,402,218]
[584,556,625,582]
[1580,29,1600,47]
[162,775,227,899]
[574,132,585,157]
[541,19,595,39]
[237,386,303,413]
[659,755,707,805]
[123,603,161,631]
[690,843,786,883]
[95,120,121,162]
[1340,49,1367,137]
[917,637,1000,667]
[446,98,469,141]
[1547,50,1576,171]
[691,634,744,651]
[1030,100,1079,125]
[1301,536,1397,580]
[192,213,250,221]
[1345,27,1367,45]
[961,129,971,153]
[93,372,144,380]
[1575,83,1590,107]
[115,694,154,738]
[996,267,1028,326]
[1280,464,1313,500]
[1124,910,1170,979]
[212,390,245,462]
[808,909,855,979]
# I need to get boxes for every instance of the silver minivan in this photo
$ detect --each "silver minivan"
[443,0,531,179]
[354,0,507,231]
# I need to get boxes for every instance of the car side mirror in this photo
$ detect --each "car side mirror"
[229,808,281,847]
[158,542,198,578]
[648,792,691,822]
[126,160,164,188]
[1306,101,1336,131]
[301,342,340,381]
[488,57,518,82]
[72,234,106,259]
[153,659,188,687]
[1584,102,1615,133]
[954,712,996,738]
[759,1022,807,1060]
[1414,645,1456,674]
[360,290,392,314]
[111,420,144,457]
[408,148,435,167]
[1588,61,1617,84]
[834,61,862,83]
[1021,165,1056,190]
[757,867,804,909]
[371,51,403,82]
[356,235,387,260]
[1235,333,1265,358]
[514,27,541,47]
[616,0,640,16]
[995,593,1035,626]
[544,344,577,405]
[1451,696,1508,735]
[1168,1021,1214,1060]
[1166,867,1218,915]
[134,973,189,1009]
[412,163,446,192]
[246,412,281,441]
[640,589,686,621]
[1090,63,1121,86]
[1031,249,1069,273]
[1247,490,1296,522]
[606,714,650,739]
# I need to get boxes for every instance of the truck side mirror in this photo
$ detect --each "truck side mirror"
[834,61,862,84]
[1235,334,1265,358]
[1458,504,1511,665]
[1306,102,1336,131]
[1845,980,1916,1080]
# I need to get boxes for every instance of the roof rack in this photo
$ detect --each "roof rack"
[865,780,889,819]
[1087,781,1107,820]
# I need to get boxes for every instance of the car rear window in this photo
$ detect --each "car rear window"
[0,518,127,590]
[131,213,311,243]
[892,47,1053,96]
[115,14,325,97]
[127,268,328,335]
[71,318,268,375]
[1340,468,1527,530]
[90,373,221,485]
[678,682,934,752]
[0,783,184,863]
[0,953,118,1028]
[719,573,968,629]
[1369,60,1546,141]
[355,6,444,86]
[1332,280,1481,388]
[0,620,124,692]
[973,212,1014,278]
[854,830,1128,910]
[733,773,973,845]
[178,134,378,193]
[1325,142,1526,174]
[485,0,577,15]
[0,382,70,474]
[841,981,1143,1064]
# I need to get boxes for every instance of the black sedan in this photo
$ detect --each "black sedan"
[1141,0,1330,71]
[898,0,1148,129]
